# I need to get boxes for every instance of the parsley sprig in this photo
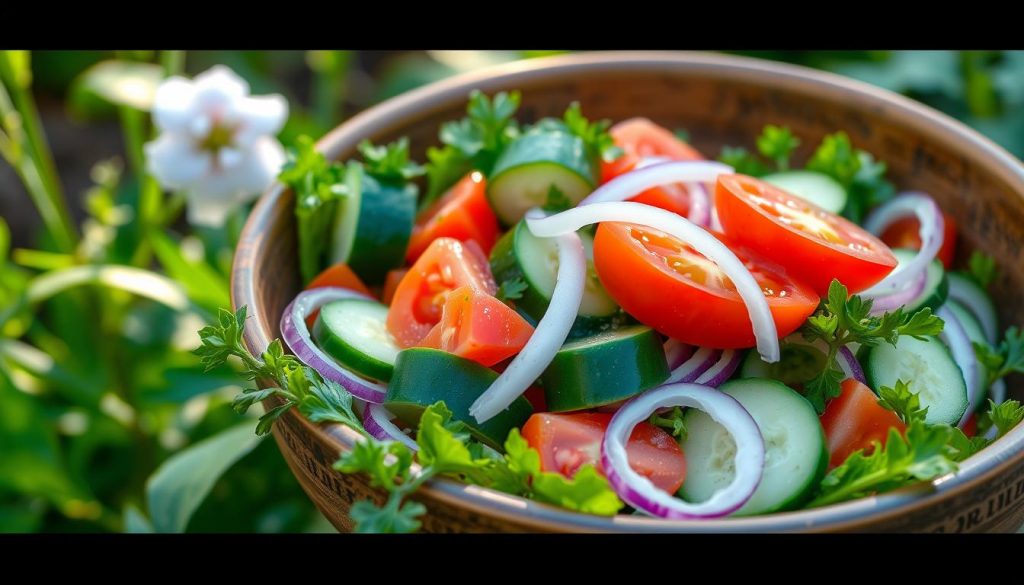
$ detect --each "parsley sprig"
[195,306,365,436]
[358,137,425,182]
[974,326,1024,388]
[800,279,944,413]
[966,250,997,289]
[336,402,623,533]
[877,379,929,424]
[561,101,623,163]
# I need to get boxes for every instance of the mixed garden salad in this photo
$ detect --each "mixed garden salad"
[199,91,1024,532]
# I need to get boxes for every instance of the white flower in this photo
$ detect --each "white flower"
[144,65,288,227]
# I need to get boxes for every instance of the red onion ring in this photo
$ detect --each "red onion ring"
[862,193,944,299]
[693,349,741,387]
[685,181,711,227]
[663,339,695,370]
[937,305,982,428]
[601,382,765,519]
[867,269,927,315]
[469,230,586,423]
[363,403,419,451]
[280,287,389,403]
[836,345,867,384]
[578,160,733,207]
[666,346,721,384]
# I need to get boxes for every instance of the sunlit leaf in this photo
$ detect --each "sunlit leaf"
[0,50,31,88]
[70,60,163,112]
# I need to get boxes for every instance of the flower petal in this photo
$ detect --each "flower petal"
[233,136,286,195]
[145,133,210,190]
[193,65,249,99]
[232,94,289,149]
[183,136,285,227]
[152,77,198,133]
[191,66,250,122]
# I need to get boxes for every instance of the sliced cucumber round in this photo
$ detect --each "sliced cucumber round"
[739,334,828,388]
[385,348,532,450]
[313,299,400,382]
[540,326,669,412]
[947,272,998,344]
[890,248,948,313]
[864,335,968,426]
[487,129,596,226]
[679,378,828,516]
[762,170,847,214]
[330,163,417,285]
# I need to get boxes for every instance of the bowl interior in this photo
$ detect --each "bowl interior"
[233,51,1024,531]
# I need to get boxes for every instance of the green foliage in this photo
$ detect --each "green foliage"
[967,251,998,289]
[561,101,622,163]
[496,277,528,302]
[876,379,929,424]
[756,125,800,170]
[358,137,425,182]
[801,279,944,412]
[542,184,572,213]
[974,327,1024,388]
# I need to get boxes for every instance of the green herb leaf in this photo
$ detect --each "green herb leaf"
[978,399,1024,438]
[756,125,800,170]
[967,251,997,289]
[349,499,426,534]
[416,402,491,480]
[438,90,521,177]
[422,145,472,207]
[358,137,425,182]
[649,406,688,441]
[974,327,1024,387]
[562,101,622,163]
[496,277,528,302]
[804,365,845,414]
[542,184,572,213]
[877,379,929,424]
[806,131,860,187]
[718,146,771,177]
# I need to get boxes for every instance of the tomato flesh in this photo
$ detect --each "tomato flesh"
[820,379,906,469]
[593,222,819,348]
[381,269,407,306]
[521,412,686,494]
[715,174,898,295]
[386,238,496,347]
[415,285,534,367]
[880,212,957,270]
[600,118,705,217]
[406,171,499,263]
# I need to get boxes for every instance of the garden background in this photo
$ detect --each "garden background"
[1,50,1021,533]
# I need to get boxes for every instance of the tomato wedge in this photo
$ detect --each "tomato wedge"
[522,412,686,494]
[386,237,496,347]
[303,262,372,329]
[819,379,906,469]
[600,118,705,217]
[406,171,499,263]
[880,212,957,270]
[715,174,898,295]
[381,268,408,306]
[415,285,534,367]
[593,222,819,348]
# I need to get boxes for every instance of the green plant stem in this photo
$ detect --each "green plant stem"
[160,50,185,78]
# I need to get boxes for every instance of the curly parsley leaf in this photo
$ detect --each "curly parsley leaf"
[649,406,688,441]
[808,421,959,508]
[806,131,861,187]
[974,327,1024,387]
[196,306,365,437]
[877,379,929,424]
[562,101,623,163]
[496,277,528,302]
[718,146,771,177]
[278,136,348,284]
[977,399,1024,438]
[805,132,895,223]
[358,137,425,182]
[800,279,944,413]
[967,251,998,289]
[422,146,472,207]
[437,90,520,177]
[756,125,800,170]
[348,499,426,534]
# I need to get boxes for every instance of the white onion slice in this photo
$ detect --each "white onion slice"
[578,160,733,207]
[686,181,711,227]
[525,202,780,362]
[601,382,765,519]
[938,306,983,428]
[280,287,389,403]
[469,231,586,423]
[862,193,944,298]
[363,403,419,451]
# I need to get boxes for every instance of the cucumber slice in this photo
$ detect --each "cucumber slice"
[947,272,998,344]
[680,378,828,515]
[491,220,623,338]
[864,335,968,425]
[385,348,532,450]
[330,163,417,285]
[739,334,828,387]
[488,129,596,226]
[890,248,948,313]
[313,299,400,382]
[540,326,669,412]
[762,170,847,214]
[945,300,988,413]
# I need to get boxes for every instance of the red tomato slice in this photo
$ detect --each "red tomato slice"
[600,118,705,217]
[715,174,898,295]
[381,269,408,306]
[303,263,372,329]
[386,237,496,347]
[962,413,978,438]
[819,379,906,469]
[406,171,499,263]
[415,285,534,367]
[521,412,686,494]
[880,212,957,270]
[592,222,820,348]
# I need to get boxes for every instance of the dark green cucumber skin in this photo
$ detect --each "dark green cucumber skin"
[312,311,394,382]
[540,326,669,412]
[347,168,417,285]
[490,222,630,340]
[385,348,532,451]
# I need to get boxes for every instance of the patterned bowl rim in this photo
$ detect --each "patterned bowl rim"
[233,50,1024,532]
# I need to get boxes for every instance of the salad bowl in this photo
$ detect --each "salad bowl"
[231,51,1024,532]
